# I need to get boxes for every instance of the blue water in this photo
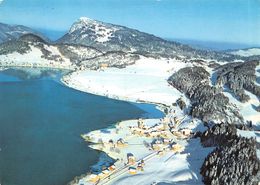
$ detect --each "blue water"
[0,69,163,185]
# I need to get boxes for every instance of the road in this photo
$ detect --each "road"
[97,150,159,185]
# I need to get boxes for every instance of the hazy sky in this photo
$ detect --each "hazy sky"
[0,0,259,45]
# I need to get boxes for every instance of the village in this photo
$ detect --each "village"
[75,100,201,185]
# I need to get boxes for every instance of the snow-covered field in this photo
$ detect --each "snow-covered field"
[61,57,214,185]
[62,57,191,106]
[80,112,211,185]
[69,17,119,43]
[230,48,260,57]
[221,62,260,126]
[0,45,73,69]
[223,90,260,125]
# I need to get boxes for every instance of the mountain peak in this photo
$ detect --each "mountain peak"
[78,17,96,24]
[68,17,119,43]
[69,17,99,34]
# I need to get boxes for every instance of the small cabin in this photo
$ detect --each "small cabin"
[117,138,127,147]
[108,165,116,171]
[127,153,136,165]
[137,119,144,128]
[180,128,192,136]
[89,174,100,183]
[117,138,125,144]
[102,169,110,175]
[162,117,170,124]
[108,139,114,147]
[141,159,145,166]
[98,172,105,178]
[129,167,137,175]
[137,164,144,171]
[157,150,164,156]
[171,144,184,153]
[151,143,162,151]
[99,63,109,69]
[163,138,170,144]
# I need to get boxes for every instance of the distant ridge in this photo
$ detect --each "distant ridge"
[57,17,227,59]
[0,22,47,43]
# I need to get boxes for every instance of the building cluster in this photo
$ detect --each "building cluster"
[129,118,193,140]
[88,163,116,183]
[105,138,128,149]
[127,154,145,175]
[129,118,171,138]
[85,115,193,184]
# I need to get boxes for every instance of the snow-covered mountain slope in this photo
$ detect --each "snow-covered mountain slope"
[0,37,72,69]
[58,17,236,61]
[68,17,119,43]
[0,33,140,69]
[229,47,260,57]
[0,22,45,43]
[62,57,190,105]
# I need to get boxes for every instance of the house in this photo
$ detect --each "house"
[151,143,161,151]
[127,153,136,165]
[99,63,108,69]
[180,128,192,136]
[108,139,114,147]
[117,138,127,147]
[102,169,110,176]
[98,172,105,179]
[89,174,99,183]
[137,160,145,170]
[163,138,170,144]
[137,118,144,128]
[129,167,137,175]
[171,144,184,153]
[137,164,144,171]
[161,117,170,124]
[108,165,116,171]
[157,150,164,156]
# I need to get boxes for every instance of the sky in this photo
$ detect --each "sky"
[0,0,260,46]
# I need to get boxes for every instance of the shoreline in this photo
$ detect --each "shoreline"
[61,76,169,114]
[0,59,209,185]
[0,63,76,71]
[59,60,210,185]
[60,58,191,107]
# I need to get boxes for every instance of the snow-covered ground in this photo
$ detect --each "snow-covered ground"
[237,129,260,160]
[69,17,119,43]
[0,45,73,69]
[79,110,211,185]
[61,57,214,185]
[62,57,191,106]
[230,48,260,57]
[223,90,260,126]
[221,62,260,126]
[107,139,211,185]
